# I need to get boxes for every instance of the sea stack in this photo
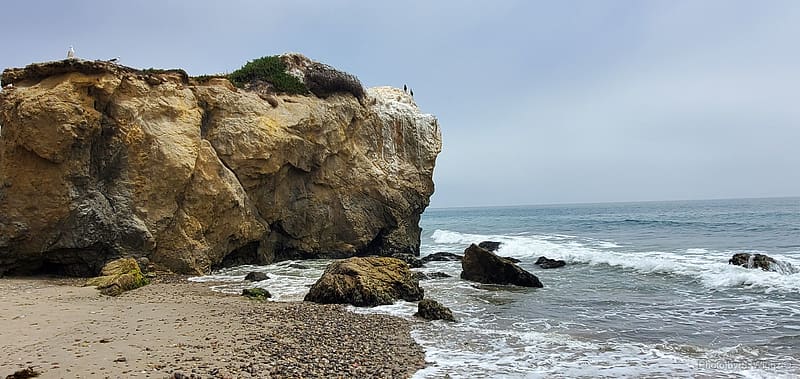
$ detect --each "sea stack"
[0,54,442,275]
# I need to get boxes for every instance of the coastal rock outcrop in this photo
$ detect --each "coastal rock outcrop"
[728,253,775,271]
[535,256,566,269]
[0,55,441,275]
[244,272,269,282]
[460,244,543,287]
[304,257,424,306]
[415,299,456,322]
[421,252,462,263]
[478,241,502,252]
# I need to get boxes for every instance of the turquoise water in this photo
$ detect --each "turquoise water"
[195,197,800,378]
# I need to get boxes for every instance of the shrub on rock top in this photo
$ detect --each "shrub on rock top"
[227,56,308,94]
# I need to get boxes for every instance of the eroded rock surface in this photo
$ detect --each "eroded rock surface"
[304,257,423,306]
[0,56,441,275]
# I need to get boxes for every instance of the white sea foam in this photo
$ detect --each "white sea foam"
[430,229,800,293]
[189,260,327,301]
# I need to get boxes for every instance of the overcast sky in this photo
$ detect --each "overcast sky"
[2,1,799,208]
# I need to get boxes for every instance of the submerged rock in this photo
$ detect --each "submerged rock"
[242,287,272,300]
[391,253,424,268]
[244,271,269,281]
[288,263,310,270]
[415,299,456,322]
[729,253,775,271]
[460,244,543,287]
[0,56,441,275]
[412,271,429,281]
[478,241,503,252]
[85,258,149,296]
[535,256,566,269]
[427,272,452,279]
[412,271,452,281]
[421,252,463,263]
[304,257,423,307]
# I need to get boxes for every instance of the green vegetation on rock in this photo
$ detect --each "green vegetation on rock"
[242,287,272,300]
[227,56,308,94]
[86,258,149,296]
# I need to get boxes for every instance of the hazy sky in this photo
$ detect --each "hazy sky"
[2,1,799,208]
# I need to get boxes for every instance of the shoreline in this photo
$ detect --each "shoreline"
[0,276,426,378]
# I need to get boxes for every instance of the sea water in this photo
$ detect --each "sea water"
[192,197,800,378]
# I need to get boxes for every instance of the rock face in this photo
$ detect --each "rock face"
[729,253,775,271]
[415,299,455,322]
[461,244,543,287]
[535,256,566,269]
[304,257,423,306]
[0,56,441,275]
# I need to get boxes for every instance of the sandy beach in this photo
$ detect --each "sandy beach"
[0,277,425,378]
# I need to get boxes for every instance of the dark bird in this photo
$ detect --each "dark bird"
[108,57,119,63]
[403,84,407,93]
[410,88,414,97]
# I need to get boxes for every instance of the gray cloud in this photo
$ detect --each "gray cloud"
[2,0,798,207]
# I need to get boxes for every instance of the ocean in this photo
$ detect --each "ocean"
[192,197,800,378]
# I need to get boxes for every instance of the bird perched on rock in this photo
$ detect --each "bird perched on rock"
[403,84,407,93]
[67,46,75,59]
[109,57,119,63]
[410,88,414,97]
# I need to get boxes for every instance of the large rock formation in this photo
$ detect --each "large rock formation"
[461,244,543,287]
[304,257,423,306]
[0,55,441,275]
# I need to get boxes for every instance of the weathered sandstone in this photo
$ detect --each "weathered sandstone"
[0,55,441,275]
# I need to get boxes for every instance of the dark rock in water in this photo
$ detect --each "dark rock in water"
[5,367,40,379]
[242,287,272,300]
[729,253,775,271]
[412,271,452,281]
[412,271,429,281]
[244,271,269,281]
[502,256,521,263]
[428,272,452,279]
[478,241,502,252]
[461,244,543,287]
[289,263,310,270]
[304,257,423,306]
[535,256,566,269]
[421,252,463,263]
[415,299,456,322]
[391,253,424,268]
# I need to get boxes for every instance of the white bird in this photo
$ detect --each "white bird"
[67,46,75,59]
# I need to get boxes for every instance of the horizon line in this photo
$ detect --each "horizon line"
[427,195,800,210]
